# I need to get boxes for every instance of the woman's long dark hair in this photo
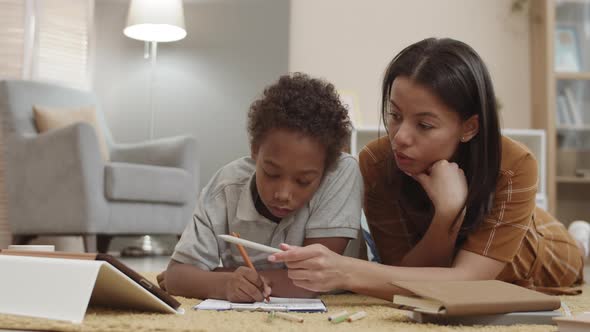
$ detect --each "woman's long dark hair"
[381,38,501,238]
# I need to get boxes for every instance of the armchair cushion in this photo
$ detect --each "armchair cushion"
[105,162,193,204]
[33,105,110,160]
[110,136,196,171]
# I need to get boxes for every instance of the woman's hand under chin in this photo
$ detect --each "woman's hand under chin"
[411,159,468,220]
[267,243,349,293]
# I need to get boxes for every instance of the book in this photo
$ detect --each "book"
[390,280,561,317]
[194,297,326,312]
[407,310,562,325]
[553,313,590,332]
[557,95,571,125]
[564,87,583,126]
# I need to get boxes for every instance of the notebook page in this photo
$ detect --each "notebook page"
[194,299,231,310]
[194,297,326,312]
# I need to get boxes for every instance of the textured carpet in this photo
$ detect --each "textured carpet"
[1,273,589,332]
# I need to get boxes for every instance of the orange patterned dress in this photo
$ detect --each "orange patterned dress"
[360,135,583,294]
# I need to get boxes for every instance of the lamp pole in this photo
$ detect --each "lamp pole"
[123,0,186,256]
[148,41,157,140]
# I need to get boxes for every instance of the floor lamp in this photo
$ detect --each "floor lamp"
[123,0,187,140]
[122,0,186,255]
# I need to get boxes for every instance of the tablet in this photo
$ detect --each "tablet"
[0,249,180,310]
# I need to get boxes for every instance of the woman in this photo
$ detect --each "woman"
[268,38,586,300]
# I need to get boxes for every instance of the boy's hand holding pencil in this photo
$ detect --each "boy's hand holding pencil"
[225,266,271,303]
[225,232,271,303]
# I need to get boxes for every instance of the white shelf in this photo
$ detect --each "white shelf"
[556,0,590,7]
[556,125,590,131]
[557,176,590,184]
[536,193,548,211]
[354,124,385,132]
[555,72,590,80]
[502,129,547,201]
[350,123,386,156]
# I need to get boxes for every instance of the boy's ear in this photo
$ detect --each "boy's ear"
[251,143,259,160]
[461,114,479,142]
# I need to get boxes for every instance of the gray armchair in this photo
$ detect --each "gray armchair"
[0,80,198,252]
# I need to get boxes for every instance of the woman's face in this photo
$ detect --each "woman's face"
[386,76,478,175]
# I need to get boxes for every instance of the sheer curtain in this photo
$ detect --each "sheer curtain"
[0,0,94,249]
[0,0,26,80]
[34,0,93,90]
[0,0,94,89]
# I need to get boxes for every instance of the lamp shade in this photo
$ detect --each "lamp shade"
[124,0,187,42]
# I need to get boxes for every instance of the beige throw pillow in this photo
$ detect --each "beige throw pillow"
[33,105,110,161]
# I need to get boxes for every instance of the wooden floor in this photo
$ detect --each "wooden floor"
[119,255,171,273]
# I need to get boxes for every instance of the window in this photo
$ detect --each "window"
[0,0,93,90]
[0,0,26,79]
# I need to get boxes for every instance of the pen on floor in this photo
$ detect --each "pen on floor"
[271,311,304,323]
[347,311,367,322]
[231,232,270,302]
[328,310,350,324]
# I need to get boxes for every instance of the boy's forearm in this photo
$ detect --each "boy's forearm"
[259,269,317,298]
[165,260,230,299]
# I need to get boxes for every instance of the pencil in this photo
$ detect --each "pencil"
[231,232,270,302]
[347,311,367,322]
[274,311,304,323]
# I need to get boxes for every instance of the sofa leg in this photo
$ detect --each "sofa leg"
[12,235,37,245]
[97,235,112,254]
[83,235,113,253]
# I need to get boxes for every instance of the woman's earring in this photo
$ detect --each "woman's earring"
[460,136,466,142]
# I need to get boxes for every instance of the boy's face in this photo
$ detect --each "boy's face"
[252,128,326,219]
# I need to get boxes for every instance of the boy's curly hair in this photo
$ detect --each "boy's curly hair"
[247,73,352,171]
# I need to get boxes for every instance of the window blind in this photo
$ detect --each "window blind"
[34,0,92,90]
[0,0,92,89]
[0,0,26,79]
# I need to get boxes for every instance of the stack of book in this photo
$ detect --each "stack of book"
[553,312,590,332]
[390,280,563,325]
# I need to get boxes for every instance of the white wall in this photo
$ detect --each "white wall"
[289,0,531,129]
[93,0,532,189]
[93,0,290,188]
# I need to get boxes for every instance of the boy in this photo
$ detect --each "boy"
[158,73,362,302]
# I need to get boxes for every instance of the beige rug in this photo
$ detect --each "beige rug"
[1,273,588,332]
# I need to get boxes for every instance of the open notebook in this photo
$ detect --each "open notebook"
[194,297,326,312]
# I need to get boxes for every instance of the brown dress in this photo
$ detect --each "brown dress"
[359,135,583,295]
